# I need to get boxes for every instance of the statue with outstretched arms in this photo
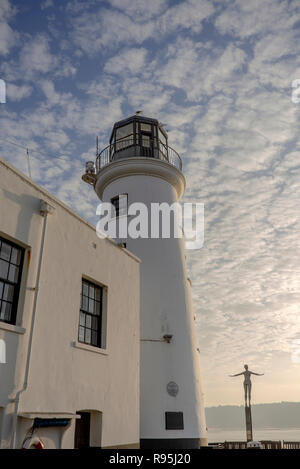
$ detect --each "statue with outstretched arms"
[229,364,264,405]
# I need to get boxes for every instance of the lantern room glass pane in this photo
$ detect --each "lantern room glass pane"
[140,123,151,132]
[158,128,167,145]
[116,123,133,141]
[141,135,151,147]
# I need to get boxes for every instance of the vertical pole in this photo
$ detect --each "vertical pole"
[245,403,253,442]
[26,149,32,179]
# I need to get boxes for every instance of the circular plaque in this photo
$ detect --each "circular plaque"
[167,381,179,397]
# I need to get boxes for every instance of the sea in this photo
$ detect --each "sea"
[208,428,300,443]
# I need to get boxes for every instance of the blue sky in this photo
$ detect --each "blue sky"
[1,0,300,406]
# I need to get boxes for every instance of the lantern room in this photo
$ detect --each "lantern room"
[109,115,168,160]
[82,115,182,185]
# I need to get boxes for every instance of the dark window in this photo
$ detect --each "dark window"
[115,123,134,151]
[111,194,128,217]
[78,279,103,348]
[138,121,153,156]
[74,412,90,449]
[140,123,151,132]
[115,122,133,141]
[165,412,184,430]
[0,237,24,325]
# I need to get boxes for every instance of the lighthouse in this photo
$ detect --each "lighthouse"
[82,115,207,448]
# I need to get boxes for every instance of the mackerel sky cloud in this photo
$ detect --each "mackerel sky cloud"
[1,0,300,406]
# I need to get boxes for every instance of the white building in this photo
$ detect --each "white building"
[83,115,208,448]
[0,156,140,449]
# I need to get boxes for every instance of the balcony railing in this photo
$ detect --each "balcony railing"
[95,137,182,172]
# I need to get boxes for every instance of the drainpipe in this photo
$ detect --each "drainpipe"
[10,200,54,448]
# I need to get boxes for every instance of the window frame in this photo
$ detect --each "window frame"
[0,236,24,326]
[111,194,128,218]
[115,122,135,152]
[78,278,103,349]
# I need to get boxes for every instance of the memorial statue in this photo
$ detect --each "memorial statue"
[229,364,264,405]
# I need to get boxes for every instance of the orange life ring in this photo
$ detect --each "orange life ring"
[22,436,45,449]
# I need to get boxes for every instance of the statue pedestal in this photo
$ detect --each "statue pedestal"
[245,404,253,442]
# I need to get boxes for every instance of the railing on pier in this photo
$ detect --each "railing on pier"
[284,441,300,449]
[212,440,300,449]
[96,137,182,172]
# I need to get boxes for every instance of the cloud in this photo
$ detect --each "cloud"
[6,83,32,101]
[19,35,58,77]
[104,48,148,74]
[40,0,54,9]
[12,34,77,81]
[0,0,18,55]
[69,0,215,54]
[215,0,300,39]
[108,0,167,21]
[157,38,247,101]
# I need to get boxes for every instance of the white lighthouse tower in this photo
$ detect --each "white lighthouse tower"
[82,115,207,448]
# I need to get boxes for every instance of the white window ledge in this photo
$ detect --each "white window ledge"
[72,341,108,356]
[0,322,26,334]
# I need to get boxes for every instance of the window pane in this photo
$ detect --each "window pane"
[89,285,95,299]
[4,303,12,321]
[159,128,167,145]
[119,194,128,216]
[1,301,11,321]
[10,248,21,265]
[81,295,88,311]
[141,123,151,132]
[3,284,14,302]
[115,139,132,151]
[111,197,120,217]
[79,312,85,326]
[86,315,92,328]
[85,329,91,344]
[159,142,167,157]
[95,301,100,315]
[0,282,3,298]
[78,326,85,342]
[116,123,133,140]
[92,316,98,330]
[88,299,94,313]
[94,288,101,301]
[91,331,98,346]
[82,282,89,297]
[0,243,11,262]
[142,135,150,147]
[0,260,9,280]
[8,265,19,283]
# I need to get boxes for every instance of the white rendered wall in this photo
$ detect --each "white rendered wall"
[97,162,207,444]
[0,157,140,449]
